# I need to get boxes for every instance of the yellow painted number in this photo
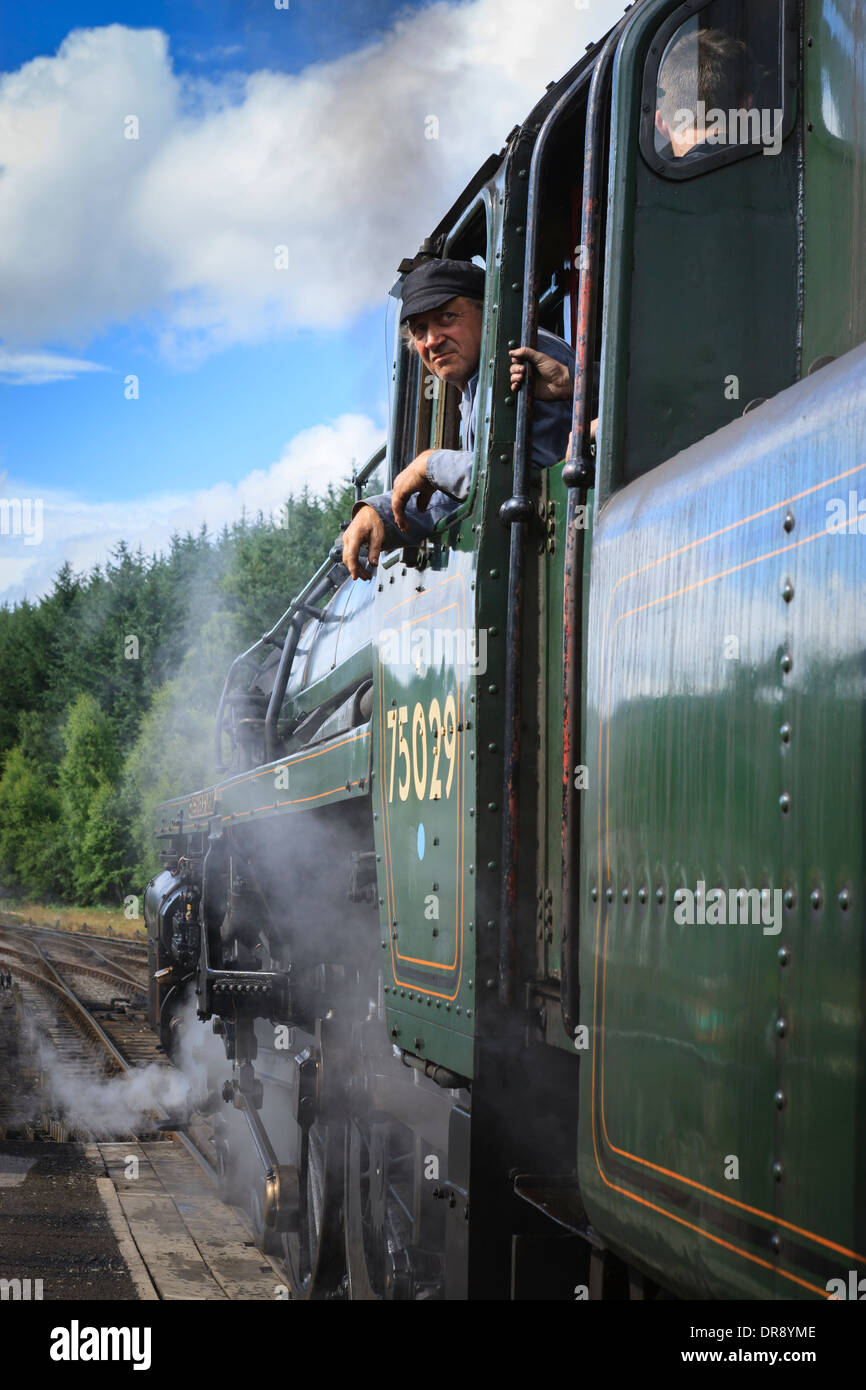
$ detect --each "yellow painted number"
[428,699,443,801]
[385,695,459,804]
[397,705,411,802]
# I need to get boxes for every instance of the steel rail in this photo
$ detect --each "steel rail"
[2,940,220,1184]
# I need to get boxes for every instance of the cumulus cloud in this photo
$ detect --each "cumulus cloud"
[0,411,383,603]
[0,0,619,360]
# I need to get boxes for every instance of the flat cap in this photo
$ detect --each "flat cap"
[400,258,486,323]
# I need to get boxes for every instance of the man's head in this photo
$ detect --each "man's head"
[655,27,759,156]
[400,258,485,391]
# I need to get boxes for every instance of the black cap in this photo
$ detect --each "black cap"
[399,258,485,324]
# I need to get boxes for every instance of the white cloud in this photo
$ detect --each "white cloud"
[0,348,111,385]
[0,412,383,602]
[0,1,622,360]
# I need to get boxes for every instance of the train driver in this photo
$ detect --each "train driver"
[340,258,576,581]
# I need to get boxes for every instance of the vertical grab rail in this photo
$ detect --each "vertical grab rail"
[497,65,594,1008]
[560,34,617,1038]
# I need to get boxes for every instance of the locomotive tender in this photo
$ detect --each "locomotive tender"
[145,0,866,1299]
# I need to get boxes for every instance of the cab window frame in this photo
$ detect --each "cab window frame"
[427,188,495,536]
[638,0,798,182]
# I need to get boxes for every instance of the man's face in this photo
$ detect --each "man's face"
[406,296,483,391]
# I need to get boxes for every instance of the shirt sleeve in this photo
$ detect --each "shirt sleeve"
[351,490,461,550]
[531,329,576,469]
[425,448,474,501]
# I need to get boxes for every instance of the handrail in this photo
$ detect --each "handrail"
[560,31,618,1040]
[496,60,595,1009]
[214,441,385,772]
[214,552,343,772]
[352,442,386,503]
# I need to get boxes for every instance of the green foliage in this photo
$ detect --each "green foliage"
[0,486,359,906]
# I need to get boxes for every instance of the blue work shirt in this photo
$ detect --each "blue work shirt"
[358,327,574,550]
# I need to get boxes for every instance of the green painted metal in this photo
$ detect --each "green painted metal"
[579,345,866,1300]
[575,0,866,1299]
[802,0,866,367]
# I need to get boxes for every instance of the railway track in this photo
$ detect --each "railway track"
[0,919,295,1297]
[0,924,197,1148]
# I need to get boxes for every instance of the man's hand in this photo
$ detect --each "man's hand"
[392,450,435,533]
[341,505,386,581]
[509,346,573,401]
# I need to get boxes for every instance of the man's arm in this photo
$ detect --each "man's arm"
[341,481,461,580]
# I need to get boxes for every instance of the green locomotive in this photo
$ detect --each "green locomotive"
[145,0,866,1299]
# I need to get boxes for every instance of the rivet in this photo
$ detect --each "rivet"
[488,742,497,753]
[656,886,665,904]
[772,1162,784,1182]
[486,978,496,989]
[783,889,794,909]
[839,889,850,910]
[590,886,598,902]
[489,569,500,579]
[779,793,791,813]
[780,722,792,743]
[637,886,646,904]
[783,511,795,532]
[778,946,790,966]
[487,861,496,871]
[782,580,794,603]
[488,683,498,694]
[621,888,630,904]
[488,802,498,812]
[780,652,792,673]
[769,1234,781,1255]
[487,921,496,930]
[774,1089,785,1109]
[775,1017,787,1038]
[605,886,614,903]
[810,888,822,909]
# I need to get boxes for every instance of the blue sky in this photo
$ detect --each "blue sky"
[0,0,619,600]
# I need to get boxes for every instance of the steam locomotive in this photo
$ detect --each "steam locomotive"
[145,0,866,1299]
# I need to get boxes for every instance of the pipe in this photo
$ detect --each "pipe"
[496,62,595,1009]
[560,33,618,1038]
